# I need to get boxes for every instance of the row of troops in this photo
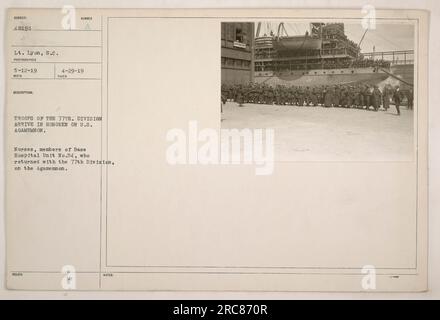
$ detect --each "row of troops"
[221,83,414,115]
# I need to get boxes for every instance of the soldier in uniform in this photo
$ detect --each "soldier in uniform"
[347,86,355,108]
[363,85,372,110]
[393,85,402,115]
[372,85,382,111]
[264,86,271,105]
[258,84,265,104]
[247,83,255,104]
[407,88,414,110]
[221,92,227,113]
[310,87,318,106]
[281,85,286,105]
[292,87,299,106]
[333,85,341,107]
[277,86,283,105]
[356,86,364,109]
[340,86,348,108]
[324,86,333,107]
[276,86,281,105]
[297,87,304,106]
[245,84,252,103]
[235,84,244,107]
[304,86,311,106]
[287,86,294,105]
[382,85,391,111]
[353,85,361,108]
[318,86,324,106]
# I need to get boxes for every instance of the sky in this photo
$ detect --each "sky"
[255,22,415,53]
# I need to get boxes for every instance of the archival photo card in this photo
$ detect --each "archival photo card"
[5,8,428,292]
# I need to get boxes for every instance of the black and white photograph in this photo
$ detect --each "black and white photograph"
[1,4,436,299]
[221,21,415,161]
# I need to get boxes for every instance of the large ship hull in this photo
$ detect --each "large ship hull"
[254,67,390,87]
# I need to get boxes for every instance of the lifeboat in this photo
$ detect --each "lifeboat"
[273,35,322,51]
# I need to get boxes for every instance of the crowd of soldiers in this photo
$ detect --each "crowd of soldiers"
[221,83,413,115]
[321,58,391,69]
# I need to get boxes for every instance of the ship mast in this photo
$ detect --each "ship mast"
[358,28,369,56]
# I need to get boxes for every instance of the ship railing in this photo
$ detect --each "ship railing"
[255,61,391,72]
[320,48,348,56]
[361,50,414,65]
[392,59,414,65]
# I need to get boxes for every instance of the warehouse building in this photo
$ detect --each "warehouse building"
[221,22,254,84]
